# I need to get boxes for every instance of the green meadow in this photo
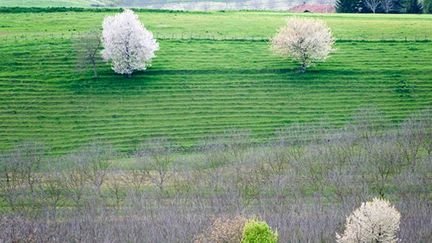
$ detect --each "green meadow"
[0,0,116,7]
[0,11,431,153]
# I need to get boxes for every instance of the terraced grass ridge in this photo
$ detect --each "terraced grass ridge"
[0,10,431,154]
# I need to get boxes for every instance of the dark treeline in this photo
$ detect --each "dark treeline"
[336,0,432,13]
[0,107,431,242]
[2,2,432,14]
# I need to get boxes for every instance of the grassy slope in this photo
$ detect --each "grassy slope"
[0,0,231,7]
[0,11,431,153]
[0,0,117,7]
[0,0,324,8]
[1,12,432,39]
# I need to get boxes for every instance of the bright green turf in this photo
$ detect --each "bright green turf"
[0,0,228,7]
[1,12,431,40]
[0,11,431,154]
[0,0,118,7]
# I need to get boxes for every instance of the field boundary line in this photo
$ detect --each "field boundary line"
[0,33,431,43]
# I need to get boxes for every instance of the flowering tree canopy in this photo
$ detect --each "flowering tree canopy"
[336,198,401,243]
[271,17,334,73]
[102,9,159,77]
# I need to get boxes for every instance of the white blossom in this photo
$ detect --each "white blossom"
[271,17,334,72]
[336,198,401,243]
[102,9,159,76]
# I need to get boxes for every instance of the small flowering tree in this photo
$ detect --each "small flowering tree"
[271,18,334,73]
[336,198,401,243]
[102,9,159,77]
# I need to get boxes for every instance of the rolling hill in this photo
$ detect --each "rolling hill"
[0,0,118,7]
[0,10,431,154]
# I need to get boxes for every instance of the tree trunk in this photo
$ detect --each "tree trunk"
[299,62,307,73]
[92,61,98,78]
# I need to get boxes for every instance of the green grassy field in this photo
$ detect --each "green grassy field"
[1,11,432,39]
[0,0,118,7]
[0,0,253,8]
[0,11,431,154]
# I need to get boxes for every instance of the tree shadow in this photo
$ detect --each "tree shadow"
[69,67,361,95]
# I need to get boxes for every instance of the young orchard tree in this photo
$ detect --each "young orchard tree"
[271,18,335,73]
[102,9,159,77]
[74,31,101,78]
[135,137,178,192]
[63,142,114,207]
[0,141,44,211]
[128,141,176,194]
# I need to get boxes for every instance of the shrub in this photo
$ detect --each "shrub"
[195,215,248,243]
[241,219,278,243]
[336,198,401,243]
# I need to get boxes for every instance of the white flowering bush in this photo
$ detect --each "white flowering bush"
[102,9,159,77]
[336,198,401,243]
[271,17,334,73]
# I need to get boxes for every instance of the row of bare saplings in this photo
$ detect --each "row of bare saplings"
[0,108,431,242]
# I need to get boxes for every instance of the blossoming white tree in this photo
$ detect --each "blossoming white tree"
[102,9,159,77]
[271,18,334,73]
[336,198,401,243]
